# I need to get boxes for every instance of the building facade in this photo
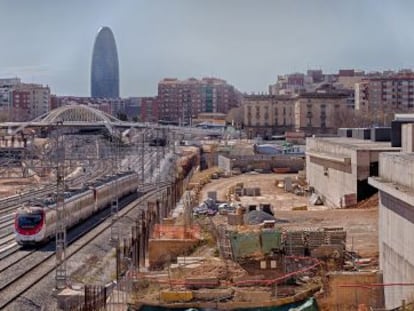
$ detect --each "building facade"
[91,26,120,98]
[0,78,21,119]
[140,97,159,122]
[243,94,294,138]
[355,72,414,124]
[294,92,349,134]
[269,69,365,96]
[157,77,241,125]
[242,91,349,138]
[6,82,51,121]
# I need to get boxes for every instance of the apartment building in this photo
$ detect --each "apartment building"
[269,69,365,96]
[0,78,21,118]
[10,83,50,121]
[355,74,414,122]
[140,97,159,122]
[157,77,241,125]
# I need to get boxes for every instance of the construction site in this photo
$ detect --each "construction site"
[3,121,414,311]
[45,138,390,311]
[115,159,381,311]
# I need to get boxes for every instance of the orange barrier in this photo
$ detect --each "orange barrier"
[151,224,201,240]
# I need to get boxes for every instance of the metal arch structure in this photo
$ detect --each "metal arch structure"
[12,104,122,135]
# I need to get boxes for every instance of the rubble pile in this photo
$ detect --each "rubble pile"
[244,210,284,225]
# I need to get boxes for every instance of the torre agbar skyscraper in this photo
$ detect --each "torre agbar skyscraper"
[91,26,119,98]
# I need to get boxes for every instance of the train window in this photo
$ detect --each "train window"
[18,214,42,228]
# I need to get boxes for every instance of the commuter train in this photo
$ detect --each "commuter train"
[14,172,139,245]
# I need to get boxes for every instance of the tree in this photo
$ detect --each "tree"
[116,112,128,121]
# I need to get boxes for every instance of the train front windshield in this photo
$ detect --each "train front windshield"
[17,213,43,229]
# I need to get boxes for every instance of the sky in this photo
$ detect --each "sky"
[1,0,414,97]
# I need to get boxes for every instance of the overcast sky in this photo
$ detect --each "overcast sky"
[1,0,414,97]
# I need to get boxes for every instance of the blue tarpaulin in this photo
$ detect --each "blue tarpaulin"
[136,297,319,311]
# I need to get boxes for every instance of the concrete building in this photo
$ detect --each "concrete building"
[306,136,399,208]
[91,26,119,98]
[368,123,414,309]
[157,77,241,125]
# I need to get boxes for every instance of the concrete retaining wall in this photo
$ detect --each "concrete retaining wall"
[218,154,304,173]
[379,194,414,310]
[369,153,414,309]
[402,124,414,152]
[379,153,414,189]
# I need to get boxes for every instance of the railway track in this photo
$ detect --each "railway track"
[0,160,111,218]
[0,162,112,257]
[0,182,171,309]
[0,160,112,215]
[0,151,161,256]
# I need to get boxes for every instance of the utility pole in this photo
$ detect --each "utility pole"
[55,120,67,289]
[156,128,162,220]
[110,128,120,244]
[141,130,145,186]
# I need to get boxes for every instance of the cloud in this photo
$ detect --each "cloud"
[0,64,52,77]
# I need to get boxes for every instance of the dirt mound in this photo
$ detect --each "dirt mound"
[356,193,378,209]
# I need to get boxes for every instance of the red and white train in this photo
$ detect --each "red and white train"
[14,172,139,245]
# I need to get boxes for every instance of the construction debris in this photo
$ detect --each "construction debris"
[244,210,278,225]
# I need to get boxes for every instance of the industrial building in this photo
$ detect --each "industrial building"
[306,131,399,208]
[369,123,414,309]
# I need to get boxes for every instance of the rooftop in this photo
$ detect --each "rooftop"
[307,136,400,151]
